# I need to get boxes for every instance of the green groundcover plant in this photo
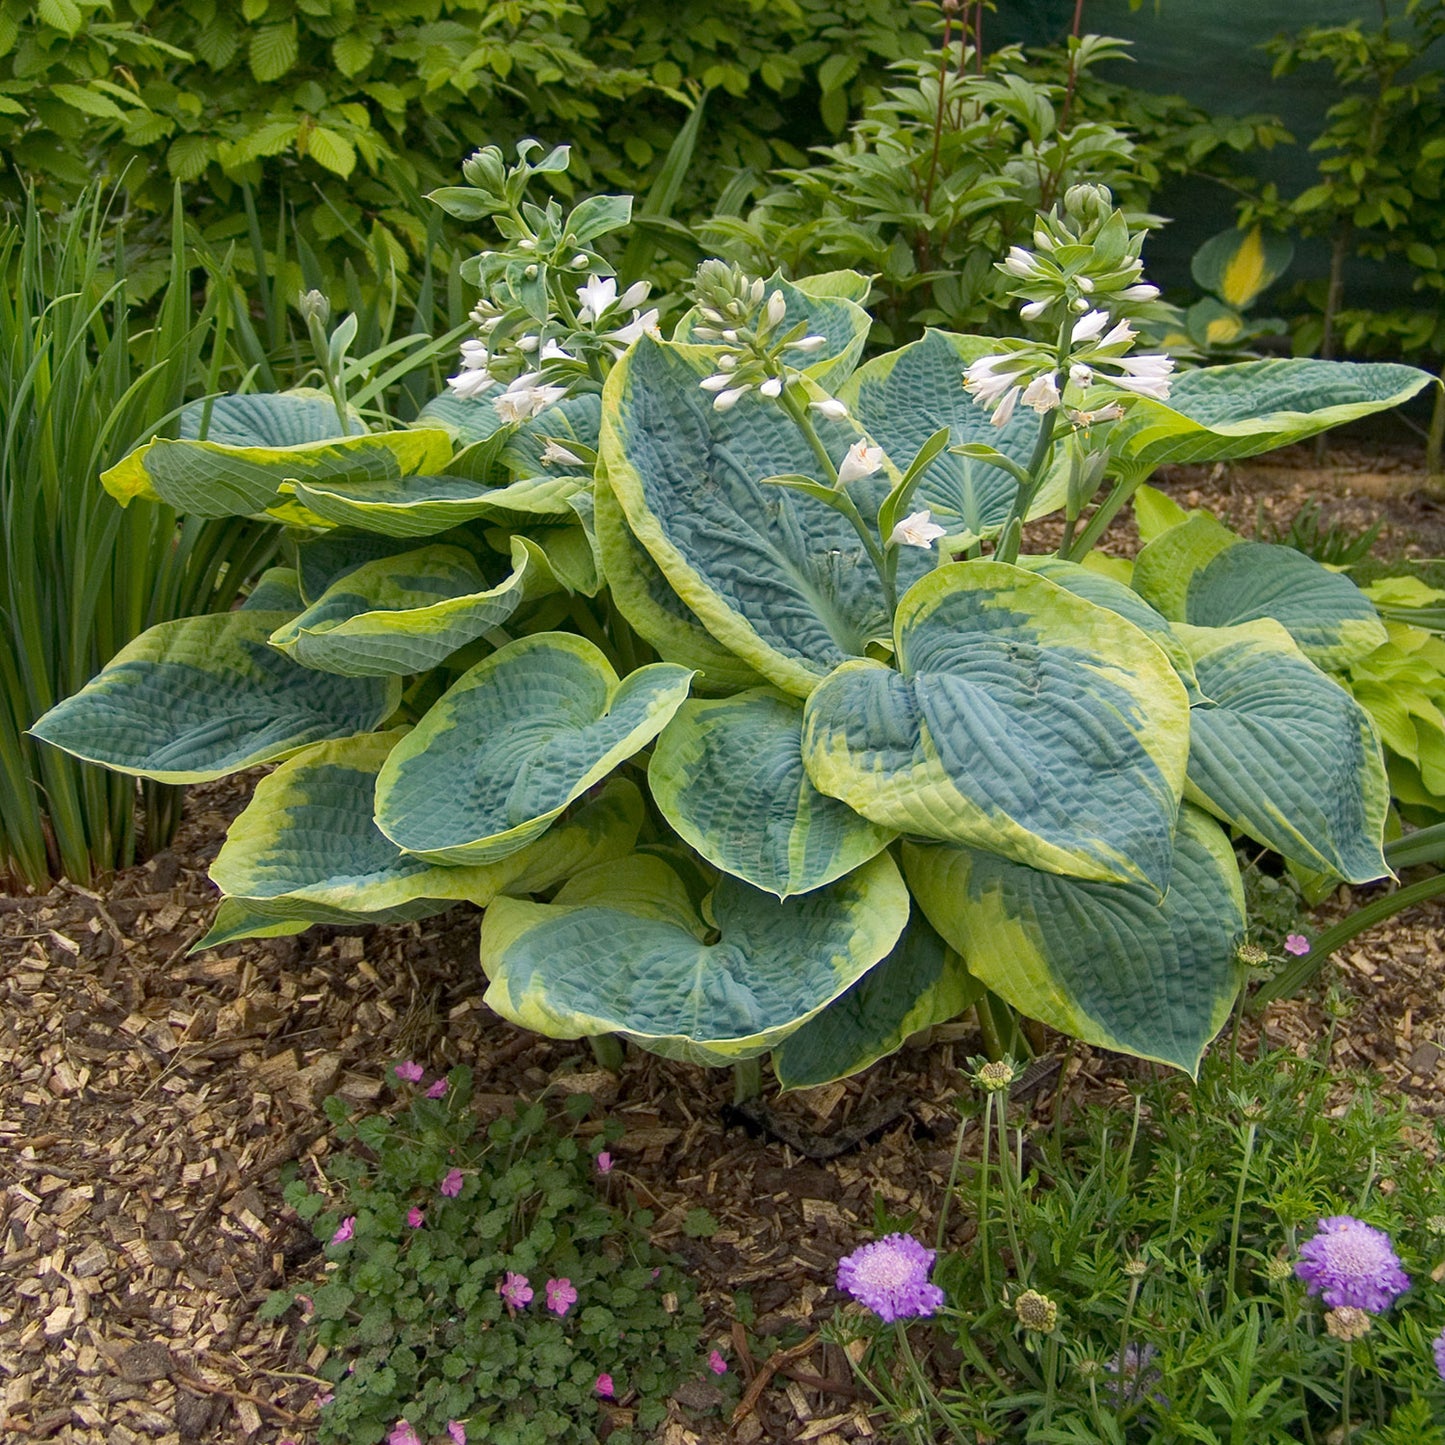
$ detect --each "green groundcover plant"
[32,145,1433,1081]
[830,1047,1445,1443]
[265,1067,726,1443]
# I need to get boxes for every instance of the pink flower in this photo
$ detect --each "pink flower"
[447,1422,466,1444]
[1284,934,1311,956]
[708,1349,728,1375]
[596,1151,613,1176]
[439,1168,464,1197]
[545,1277,578,1316]
[388,1423,421,1445]
[595,1372,614,1398]
[295,1294,314,1317]
[317,1393,333,1407]
[394,1060,424,1083]
[329,1217,355,1246]
[406,1207,425,1229]
[499,1271,533,1309]
[426,1078,448,1098]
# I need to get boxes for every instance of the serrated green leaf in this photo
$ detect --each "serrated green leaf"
[250,22,299,83]
[304,124,355,178]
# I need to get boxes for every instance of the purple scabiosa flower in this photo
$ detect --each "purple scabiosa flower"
[546,1277,578,1316]
[1283,934,1311,956]
[1295,1216,1409,1313]
[595,1373,614,1398]
[394,1061,424,1083]
[835,1234,945,1323]
[447,1422,467,1444]
[498,1272,533,1309]
[1433,1326,1445,1381]
[406,1207,425,1229]
[426,1078,448,1098]
[439,1168,464,1198]
[708,1350,728,1375]
[329,1217,355,1246]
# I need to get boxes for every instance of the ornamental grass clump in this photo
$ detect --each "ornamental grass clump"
[265,1073,724,1445]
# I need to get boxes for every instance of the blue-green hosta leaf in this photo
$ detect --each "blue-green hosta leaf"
[103,394,453,517]
[503,524,601,597]
[501,391,602,477]
[267,542,532,676]
[208,731,645,938]
[293,530,421,605]
[601,335,893,696]
[178,391,366,445]
[802,561,1189,891]
[30,612,399,783]
[1134,520,1387,669]
[771,916,982,1090]
[648,688,895,897]
[242,566,305,612]
[478,850,910,1065]
[904,805,1246,1074]
[1111,359,1432,470]
[375,633,693,864]
[838,330,1069,546]
[198,899,317,949]
[1177,620,1389,884]
[289,472,582,537]
[593,470,763,692]
[416,387,507,446]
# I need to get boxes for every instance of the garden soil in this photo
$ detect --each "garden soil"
[3,444,1444,1445]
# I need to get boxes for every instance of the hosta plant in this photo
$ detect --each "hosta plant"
[33,151,1433,1082]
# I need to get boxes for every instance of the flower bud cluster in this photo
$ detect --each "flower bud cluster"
[690,261,828,412]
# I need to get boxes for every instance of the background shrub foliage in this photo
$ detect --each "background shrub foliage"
[31,147,1431,1084]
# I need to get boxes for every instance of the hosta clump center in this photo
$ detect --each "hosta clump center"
[33,151,1431,1082]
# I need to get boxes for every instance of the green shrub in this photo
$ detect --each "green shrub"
[266,1070,720,1444]
[31,151,1430,1083]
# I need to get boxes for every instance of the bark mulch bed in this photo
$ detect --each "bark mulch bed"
[2,448,1444,1445]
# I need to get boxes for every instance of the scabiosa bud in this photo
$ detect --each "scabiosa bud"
[1014,1289,1059,1333]
[975,1059,1017,1093]
[1295,1216,1409,1313]
[836,1234,945,1323]
[1237,942,1269,967]
[1264,1257,1292,1284]
[1325,1307,1373,1341]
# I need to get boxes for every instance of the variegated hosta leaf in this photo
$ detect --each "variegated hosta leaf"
[594,470,762,690]
[375,633,693,864]
[207,731,645,940]
[416,388,508,446]
[1176,621,1390,884]
[477,850,910,1065]
[771,916,982,1090]
[673,271,872,391]
[289,472,582,537]
[242,567,305,612]
[179,391,367,445]
[601,335,900,696]
[1016,555,1202,699]
[102,391,453,516]
[503,523,602,597]
[648,688,895,898]
[30,612,399,783]
[802,560,1189,892]
[838,330,1069,545]
[500,392,602,477]
[903,805,1246,1074]
[1134,520,1387,670]
[294,530,421,605]
[1110,359,1432,470]
[267,542,532,676]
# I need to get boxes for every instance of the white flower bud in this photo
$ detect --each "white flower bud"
[699,373,733,392]
[765,290,787,329]
[1020,300,1048,321]
[1077,275,1094,293]
[789,335,828,354]
[759,376,783,398]
[712,385,751,412]
[810,398,849,421]
[1070,310,1110,344]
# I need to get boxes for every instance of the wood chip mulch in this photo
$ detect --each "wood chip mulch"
[2,450,1444,1445]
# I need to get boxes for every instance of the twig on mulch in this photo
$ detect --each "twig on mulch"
[731,1333,819,1424]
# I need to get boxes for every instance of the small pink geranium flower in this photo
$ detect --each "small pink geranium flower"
[1284,933,1310,956]
[499,1271,533,1309]
[406,1207,425,1229]
[545,1277,578,1316]
[388,1422,421,1445]
[708,1349,728,1375]
[596,1151,613,1176]
[393,1060,425,1083]
[439,1168,464,1197]
[447,1422,466,1444]
[329,1217,355,1245]
[595,1372,614,1398]
[426,1078,448,1098]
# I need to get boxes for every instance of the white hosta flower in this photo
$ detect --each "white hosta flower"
[700,373,733,392]
[517,334,540,352]
[759,376,783,398]
[1022,373,1061,413]
[494,374,567,424]
[446,366,494,400]
[1107,354,1174,400]
[1070,310,1110,344]
[765,290,787,329]
[716,354,737,371]
[576,274,618,324]
[1003,246,1041,279]
[1069,363,1094,388]
[619,280,651,311]
[540,339,577,363]
[1020,299,1049,322]
[1098,319,1137,350]
[888,509,947,550]
[712,385,752,412]
[1077,275,1094,293]
[990,386,1021,428]
[1118,283,1160,303]
[458,339,491,371]
[607,308,660,349]
[789,335,828,354]
[963,354,1026,407]
[837,440,885,485]
[1069,403,1125,427]
[541,440,586,467]
[811,397,849,421]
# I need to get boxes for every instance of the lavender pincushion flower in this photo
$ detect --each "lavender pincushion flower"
[836,1234,944,1323]
[1295,1216,1409,1313]
[1433,1325,1445,1381]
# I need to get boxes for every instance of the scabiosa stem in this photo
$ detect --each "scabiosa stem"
[978,1090,994,1298]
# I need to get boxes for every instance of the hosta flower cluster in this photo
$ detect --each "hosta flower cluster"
[34,147,1433,1081]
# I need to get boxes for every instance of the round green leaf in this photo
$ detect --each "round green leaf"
[802,560,1189,892]
[649,688,895,897]
[375,633,693,864]
[30,611,399,783]
[478,850,910,1065]
[904,805,1246,1074]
